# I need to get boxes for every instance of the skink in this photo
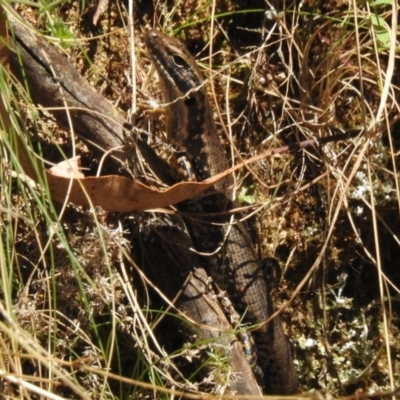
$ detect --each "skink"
[145,29,298,394]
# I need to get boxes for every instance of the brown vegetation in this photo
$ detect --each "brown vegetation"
[0,0,399,398]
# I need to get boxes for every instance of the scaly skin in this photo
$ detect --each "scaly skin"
[145,29,298,394]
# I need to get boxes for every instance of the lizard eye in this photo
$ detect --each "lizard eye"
[172,54,187,68]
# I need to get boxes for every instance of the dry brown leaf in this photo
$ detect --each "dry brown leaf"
[46,167,230,212]
[44,149,274,212]
[49,156,85,179]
